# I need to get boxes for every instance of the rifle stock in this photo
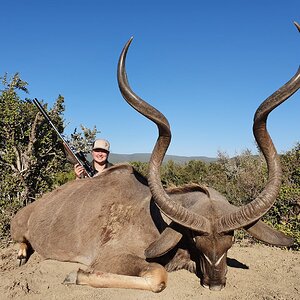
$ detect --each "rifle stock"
[33,98,95,178]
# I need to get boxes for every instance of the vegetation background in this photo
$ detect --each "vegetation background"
[1,74,299,249]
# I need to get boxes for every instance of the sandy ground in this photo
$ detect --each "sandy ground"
[0,243,299,300]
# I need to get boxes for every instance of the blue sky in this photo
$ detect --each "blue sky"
[1,0,299,157]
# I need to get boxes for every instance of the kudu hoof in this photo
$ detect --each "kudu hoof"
[63,271,78,285]
[17,255,27,267]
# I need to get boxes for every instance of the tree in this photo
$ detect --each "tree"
[210,150,267,206]
[69,125,99,153]
[0,73,68,205]
[0,73,68,243]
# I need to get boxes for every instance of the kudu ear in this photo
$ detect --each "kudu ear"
[243,220,294,247]
[145,224,183,258]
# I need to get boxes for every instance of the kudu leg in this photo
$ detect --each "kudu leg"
[10,204,36,265]
[64,256,168,293]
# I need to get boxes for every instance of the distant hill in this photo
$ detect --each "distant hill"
[109,153,217,164]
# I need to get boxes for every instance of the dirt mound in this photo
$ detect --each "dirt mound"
[0,243,299,300]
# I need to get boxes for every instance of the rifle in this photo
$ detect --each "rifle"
[33,98,96,178]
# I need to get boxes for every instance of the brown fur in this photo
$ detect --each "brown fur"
[11,164,209,291]
[10,163,294,292]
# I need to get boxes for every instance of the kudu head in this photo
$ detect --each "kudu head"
[117,22,300,291]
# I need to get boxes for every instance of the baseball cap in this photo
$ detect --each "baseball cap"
[92,139,110,151]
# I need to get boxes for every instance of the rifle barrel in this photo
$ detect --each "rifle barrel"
[32,98,94,177]
[33,98,64,140]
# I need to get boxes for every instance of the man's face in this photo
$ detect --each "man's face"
[92,148,109,164]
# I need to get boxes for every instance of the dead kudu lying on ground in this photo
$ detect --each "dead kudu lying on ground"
[11,23,300,292]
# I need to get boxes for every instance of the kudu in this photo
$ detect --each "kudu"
[11,23,300,292]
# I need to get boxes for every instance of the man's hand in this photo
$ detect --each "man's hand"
[74,164,88,179]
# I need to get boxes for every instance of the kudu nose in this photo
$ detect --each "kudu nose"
[202,281,225,291]
[209,284,224,291]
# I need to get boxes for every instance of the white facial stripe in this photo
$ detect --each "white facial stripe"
[203,253,225,266]
[203,254,213,265]
[215,253,225,266]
